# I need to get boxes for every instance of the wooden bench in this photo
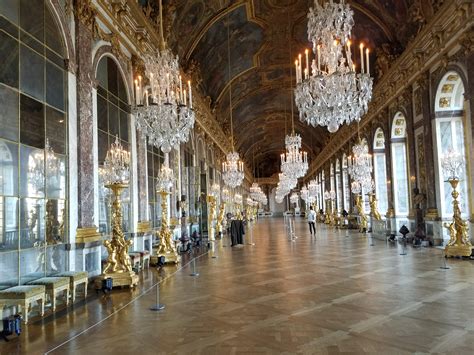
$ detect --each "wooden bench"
[27,277,70,312]
[0,285,46,324]
[56,271,88,303]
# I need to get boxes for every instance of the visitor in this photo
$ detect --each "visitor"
[308,206,316,235]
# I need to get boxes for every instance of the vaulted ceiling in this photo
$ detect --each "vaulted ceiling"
[142,0,436,177]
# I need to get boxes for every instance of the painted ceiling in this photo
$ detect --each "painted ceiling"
[141,0,439,177]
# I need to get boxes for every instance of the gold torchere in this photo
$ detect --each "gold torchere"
[216,202,226,236]
[443,178,472,257]
[355,194,368,232]
[207,195,217,241]
[324,200,331,224]
[97,183,138,288]
[235,204,242,220]
[368,193,382,221]
[156,190,179,264]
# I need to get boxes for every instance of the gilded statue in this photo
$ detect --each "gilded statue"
[103,239,118,274]
[369,194,382,221]
[355,194,368,232]
[443,178,472,257]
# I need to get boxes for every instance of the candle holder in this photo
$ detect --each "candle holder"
[96,137,138,289]
[443,178,472,257]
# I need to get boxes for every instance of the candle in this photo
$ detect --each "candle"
[317,45,321,73]
[145,89,149,106]
[183,89,187,106]
[134,79,139,105]
[166,73,170,101]
[366,48,370,75]
[188,80,192,108]
[295,60,299,83]
[149,73,154,98]
[347,40,352,64]
[138,75,142,102]
[305,49,309,79]
[359,44,364,74]
[298,54,302,81]
[179,75,183,102]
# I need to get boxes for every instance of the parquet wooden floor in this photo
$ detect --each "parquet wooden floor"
[2,218,474,354]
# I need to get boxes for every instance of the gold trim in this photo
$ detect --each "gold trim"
[425,208,439,220]
[76,226,101,244]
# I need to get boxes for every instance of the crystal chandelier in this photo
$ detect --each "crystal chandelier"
[223,152,244,189]
[308,178,318,198]
[294,0,373,133]
[222,188,231,203]
[300,185,309,201]
[156,156,174,193]
[222,20,244,189]
[250,182,260,198]
[133,0,194,155]
[348,138,374,194]
[234,193,243,205]
[133,49,195,154]
[29,139,62,192]
[103,135,131,185]
[281,133,308,179]
[441,149,465,180]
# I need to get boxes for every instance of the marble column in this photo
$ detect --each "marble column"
[418,73,439,219]
[403,89,417,231]
[465,44,474,242]
[136,130,148,223]
[74,6,100,243]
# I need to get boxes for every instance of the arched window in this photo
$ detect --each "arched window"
[373,128,388,215]
[0,0,68,284]
[391,113,409,216]
[321,170,325,211]
[96,56,132,233]
[342,154,350,211]
[434,71,469,218]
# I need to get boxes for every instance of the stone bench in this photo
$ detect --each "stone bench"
[56,271,88,303]
[0,285,46,324]
[27,277,70,312]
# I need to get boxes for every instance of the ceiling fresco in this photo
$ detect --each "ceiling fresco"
[140,0,441,177]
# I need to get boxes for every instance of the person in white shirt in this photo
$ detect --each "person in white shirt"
[308,206,316,235]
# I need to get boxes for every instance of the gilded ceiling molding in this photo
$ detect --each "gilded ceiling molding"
[307,0,474,177]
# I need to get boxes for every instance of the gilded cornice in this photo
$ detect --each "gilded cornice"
[307,0,474,177]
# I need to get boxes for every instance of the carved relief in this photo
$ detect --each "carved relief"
[414,87,422,116]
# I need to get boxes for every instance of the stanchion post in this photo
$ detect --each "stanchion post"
[190,258,199,277]
[440,251,450,270]
[150,283,165,311]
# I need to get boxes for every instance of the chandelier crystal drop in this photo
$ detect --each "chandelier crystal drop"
[103,136,131,185]
[133,48,195,154]
[294,0,373,133]
[221,188,231,203]
[223,152,244,189]
[281,134,308,179]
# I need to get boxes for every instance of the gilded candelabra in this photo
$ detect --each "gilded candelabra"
[156,190,179,264]
[324,199,331,224]
[443,178,472,257]
[355,194,368,232]
[207,195,217,241]
[369,193,382,221]
[216,202,226,236]
[100,183,139,288]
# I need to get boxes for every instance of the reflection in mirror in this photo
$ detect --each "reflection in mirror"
[20,197,45,249]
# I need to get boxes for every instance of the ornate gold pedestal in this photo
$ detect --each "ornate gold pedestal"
[96,183,139,288]
[207,195,217,241]
[444,179,472,257]
[324,200,331,224]
[156,190,179,264]
[216,202,226,236]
